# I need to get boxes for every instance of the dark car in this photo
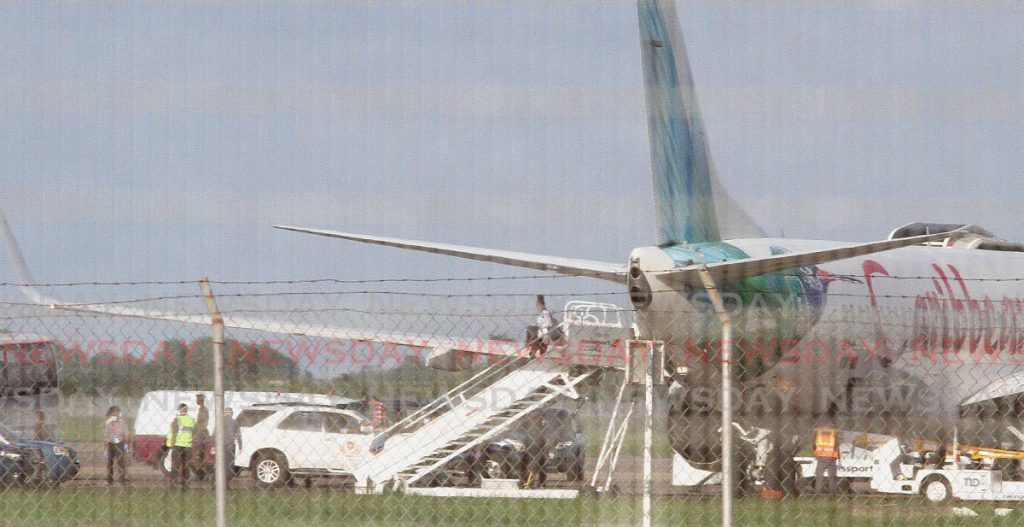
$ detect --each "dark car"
[0,422,79,487]
[0,443,45,487]
[466,408,585,484]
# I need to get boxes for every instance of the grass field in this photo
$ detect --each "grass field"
[60,415,105,443]
[0,489,1020,527]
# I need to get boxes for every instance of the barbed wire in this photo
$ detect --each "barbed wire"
[2,271,1024,290]
[2,286,1021,309]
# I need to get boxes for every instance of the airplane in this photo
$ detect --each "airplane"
[4,0,1023,492]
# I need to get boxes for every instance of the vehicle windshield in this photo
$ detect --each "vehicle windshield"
[0,422,27,444]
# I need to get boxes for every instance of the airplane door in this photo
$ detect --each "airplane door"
[275,411,327,469]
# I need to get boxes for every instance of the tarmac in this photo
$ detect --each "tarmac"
[65,441,684,495]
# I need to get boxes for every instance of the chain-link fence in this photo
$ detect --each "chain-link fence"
[1,270,1023,526]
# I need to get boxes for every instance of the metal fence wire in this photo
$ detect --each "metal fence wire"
[1,272,1023,527]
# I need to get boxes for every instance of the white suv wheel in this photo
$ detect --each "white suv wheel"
[256,458,283,485]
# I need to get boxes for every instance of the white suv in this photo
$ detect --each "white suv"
[235,404,374,488]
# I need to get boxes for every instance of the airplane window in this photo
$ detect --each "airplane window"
[278,411,324,432]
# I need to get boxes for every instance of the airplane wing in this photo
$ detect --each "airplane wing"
[0,211,520,371]
[655,229,967,286]
[272,225,967,290]
[961,371,1024,406]
[7,284,520,372]
[273,225,627,283]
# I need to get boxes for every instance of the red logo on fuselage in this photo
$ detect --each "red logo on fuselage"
[863,259,1024,360]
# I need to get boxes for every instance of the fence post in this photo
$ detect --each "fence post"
[642,341,654,527]
[699,267,733,527]
[200,278,227,527]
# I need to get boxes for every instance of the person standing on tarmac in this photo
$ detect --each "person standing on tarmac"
[216,407,240,488]
[194,394,210,468]
[520,413,549,489]
[167,403,196,489]
[813,426,840,496]
[103,406,131,487]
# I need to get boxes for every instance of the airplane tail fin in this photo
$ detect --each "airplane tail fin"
[638,0,763,244]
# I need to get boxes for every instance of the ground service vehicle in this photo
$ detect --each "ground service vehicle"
[0,333,58,397]
[673,428,890,492]
[0,333,60,436]
[871,437,1024,502]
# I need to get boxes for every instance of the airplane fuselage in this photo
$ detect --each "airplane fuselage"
[628,239,1024,467]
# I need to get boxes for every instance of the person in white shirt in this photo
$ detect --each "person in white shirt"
[103,406,131,487]
[527,295,563,357]
[535,295,554,342]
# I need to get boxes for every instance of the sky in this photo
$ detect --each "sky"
[1,0,1022,316]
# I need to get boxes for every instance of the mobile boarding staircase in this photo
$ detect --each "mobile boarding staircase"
[351,301,635,495]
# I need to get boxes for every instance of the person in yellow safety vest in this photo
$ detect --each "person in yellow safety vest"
[813,427,840,496]
[167,403,196,489]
